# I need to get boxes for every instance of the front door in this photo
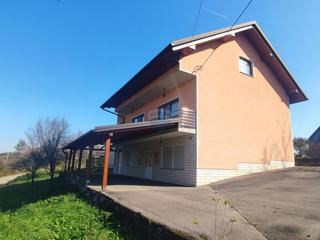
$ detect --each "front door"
[144,151,153,179]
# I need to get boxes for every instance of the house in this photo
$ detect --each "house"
[309,127,320,158]
[63,21,307,188]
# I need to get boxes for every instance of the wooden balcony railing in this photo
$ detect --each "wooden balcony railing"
[144,107,196,129]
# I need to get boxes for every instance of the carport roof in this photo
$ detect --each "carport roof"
[63,119,179,150]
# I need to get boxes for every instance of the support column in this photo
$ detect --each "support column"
[64,151,68,172]
[77,149,83,176]
[86,146,94,184]
[102,137,111,191]
[67,150,73,172]
[71,150,77,173]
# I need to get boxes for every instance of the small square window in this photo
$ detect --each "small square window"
[239,57,253,76]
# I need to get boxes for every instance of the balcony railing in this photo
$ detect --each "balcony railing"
[138,107,196,129]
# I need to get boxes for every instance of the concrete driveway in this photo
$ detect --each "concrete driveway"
[214,167,320,240]
[89,167,320,240]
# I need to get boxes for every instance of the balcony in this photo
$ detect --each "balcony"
[132,107,196,131]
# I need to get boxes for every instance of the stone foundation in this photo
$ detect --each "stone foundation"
[197,160,294,185]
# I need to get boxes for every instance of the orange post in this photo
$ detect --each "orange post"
[102,138,111,191]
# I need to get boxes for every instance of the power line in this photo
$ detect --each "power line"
[193,0,254,73]
[229,0,254,31]
[191,0,204,40]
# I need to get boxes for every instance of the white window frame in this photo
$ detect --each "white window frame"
[132,113,145,123]
[161,144,185,170]
[239,56,254,77]
[173,144,184,170]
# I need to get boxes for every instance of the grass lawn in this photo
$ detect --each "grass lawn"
[0,173,135,240]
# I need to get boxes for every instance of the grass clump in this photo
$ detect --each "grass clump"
[0,173,134,240]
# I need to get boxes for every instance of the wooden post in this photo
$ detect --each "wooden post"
[77,149,83,176]
[71,150,77,173]
[102,138,111,191]
[64,152,68,172]
[86,146,94,184]
[67,150,73,172]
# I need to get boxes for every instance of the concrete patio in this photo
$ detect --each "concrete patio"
[87,167,320,240]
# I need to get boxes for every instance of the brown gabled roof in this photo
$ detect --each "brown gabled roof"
[101,21,307,109]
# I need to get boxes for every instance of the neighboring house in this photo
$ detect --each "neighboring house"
[64,21,307,188]
[309,127,320,158]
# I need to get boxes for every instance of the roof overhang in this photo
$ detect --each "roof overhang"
[63,119,180,150]
[171,21,307,104]
[101,21,307,108]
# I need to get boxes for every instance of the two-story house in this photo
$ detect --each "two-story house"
[63,21,307,189]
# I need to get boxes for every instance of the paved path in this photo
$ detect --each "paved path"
[89,167,320,240]
[214,167,320,240]
[0,173,24,186]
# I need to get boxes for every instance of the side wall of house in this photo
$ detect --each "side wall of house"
[180,33,295,185]
[117,135,197,186]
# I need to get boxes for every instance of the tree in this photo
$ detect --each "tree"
[16,128,45,185]
[36,117,70,180]
[293,137,310,157]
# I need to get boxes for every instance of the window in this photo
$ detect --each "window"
[161,144,185,170]
[162,146,173,168]
[173,145,184,170]
[132,114,144,123]
[239,57,253,76]
[158,99,179,120]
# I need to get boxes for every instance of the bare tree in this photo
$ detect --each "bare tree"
[293,137,310,157]
[36,117,70,180]
[16,128,45,185]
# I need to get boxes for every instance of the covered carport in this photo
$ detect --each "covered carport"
[62,119,180,190]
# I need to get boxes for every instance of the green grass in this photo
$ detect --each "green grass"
[0,173,134,240]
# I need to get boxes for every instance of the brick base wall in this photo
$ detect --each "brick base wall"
[196,160,294,186]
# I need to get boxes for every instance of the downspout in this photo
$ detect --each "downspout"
[100,107,126,124]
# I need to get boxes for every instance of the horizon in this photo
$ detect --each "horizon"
[0,0,319,152]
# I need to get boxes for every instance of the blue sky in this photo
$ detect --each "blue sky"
[0,0,319,152]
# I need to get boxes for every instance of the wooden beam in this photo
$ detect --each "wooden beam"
[67,150,73,172]
[64,152,68,172]
[102,138,111,191]
[86,146,94,183]
[77,149,83,176]
[71,150,77,173]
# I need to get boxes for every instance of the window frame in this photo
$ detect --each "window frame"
[239,56,254,77]
[158,98,180,120]
[131,113,145,123]
[161,145,173,169]
[160,144,185,170]
[173,145,184,170]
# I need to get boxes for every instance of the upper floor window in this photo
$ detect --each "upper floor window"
[158,99,179,120]
[239,57,253,76]
[132,114,144,123]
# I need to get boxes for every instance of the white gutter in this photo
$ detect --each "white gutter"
[172,26,253,51]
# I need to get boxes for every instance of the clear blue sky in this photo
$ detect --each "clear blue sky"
[0,0,319,152]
